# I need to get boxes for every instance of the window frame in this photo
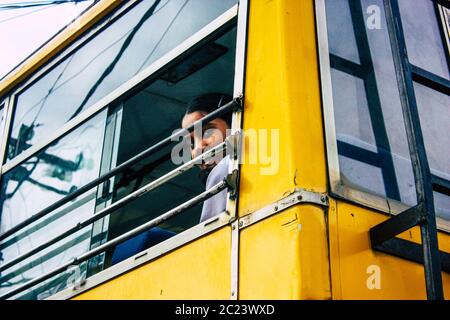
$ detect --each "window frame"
[0,98,9,168]
[0,0,248,300]
[315,0,450,232]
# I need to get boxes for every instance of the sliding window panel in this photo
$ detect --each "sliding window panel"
[398,0,450,80]
[325,0,416,206]
[325,0,360,64]
[414,82,450,182]
[414,82,450,230]
[0,110,107,298]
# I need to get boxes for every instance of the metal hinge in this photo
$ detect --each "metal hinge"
[238,189,329,229]
[224,169,239,200]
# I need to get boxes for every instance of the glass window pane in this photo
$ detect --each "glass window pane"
[414,82,450,181]
[326,0,417,206]
[398,0,450,79]
[434,191,450,232]
[325,0,360,63]
[0,110,106,297]
[97,25,237,270]
[0,105,5,149]
[8,0,237,161]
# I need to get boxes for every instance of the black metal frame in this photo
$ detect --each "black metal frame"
[370,0,450,300]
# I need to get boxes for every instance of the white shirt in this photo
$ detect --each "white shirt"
[199,155,230,222]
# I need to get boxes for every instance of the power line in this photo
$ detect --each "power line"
[0,3,57,24]
[0,0,91,10]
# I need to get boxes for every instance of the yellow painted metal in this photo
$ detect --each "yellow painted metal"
[239,0,327,216]
[73,226,231,300]
[328,200,450,299]
[0,0,122,96]
[239,205,331,299]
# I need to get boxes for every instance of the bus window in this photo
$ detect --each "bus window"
[324,0,416,205]
[90,25,237,271]
[7,0,237,162]
[414,83,449,184]
[0,104,5,150]
[320,0,450,228]
[0,19,237,299]
[0,110,107,299]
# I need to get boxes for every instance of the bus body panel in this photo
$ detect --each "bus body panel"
[73,226,232,300]
[240,205,331,300]
[239,0,327,216]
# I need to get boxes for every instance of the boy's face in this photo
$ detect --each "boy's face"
[182,111,229,170]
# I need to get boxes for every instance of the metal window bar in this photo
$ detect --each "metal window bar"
[0,98,241,242]
[369,0,448,300]
[0,140,229,273]
[0,177,232,300]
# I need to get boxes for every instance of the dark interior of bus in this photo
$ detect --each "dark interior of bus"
[92,25,237,270]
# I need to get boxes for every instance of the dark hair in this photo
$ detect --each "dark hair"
[185,93,233,126]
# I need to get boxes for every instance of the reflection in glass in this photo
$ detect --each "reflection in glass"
[0,110,106,298]
[398,0,450,79]
[0,106,5,149]
[414,82,450,181]
[8,0,237,161]
[326,0,416,206]
[325,0,360,63]
[0,16,237,300]
[434,191,450,232]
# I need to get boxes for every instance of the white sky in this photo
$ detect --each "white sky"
[0,0,95,79]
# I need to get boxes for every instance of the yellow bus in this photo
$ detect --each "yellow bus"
[0,0,449,300]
